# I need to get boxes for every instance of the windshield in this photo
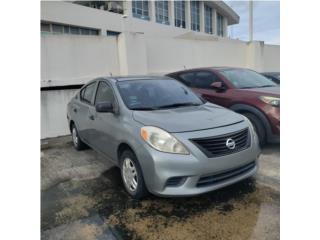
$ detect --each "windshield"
[219,69,277,89]
[117,79,204,110]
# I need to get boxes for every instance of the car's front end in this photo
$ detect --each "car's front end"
[135,117,260,197]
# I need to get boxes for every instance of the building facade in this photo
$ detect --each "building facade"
[41,1,280,139]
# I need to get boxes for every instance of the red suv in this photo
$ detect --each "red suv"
[167,67,280,145]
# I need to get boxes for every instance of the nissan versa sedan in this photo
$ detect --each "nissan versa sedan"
[67,76,261,199]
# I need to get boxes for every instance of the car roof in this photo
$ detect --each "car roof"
[167,66,249,75]
[103,75,173,82]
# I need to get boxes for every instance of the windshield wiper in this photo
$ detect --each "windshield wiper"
[257,85,276,88]
[240,85,275,89]
[130,107,157,111]
[156,102,201,109]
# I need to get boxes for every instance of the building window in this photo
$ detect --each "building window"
[155,1,169,25]
[217,13,224,36]
[174,1,186,28]
[73,1,124,14]
[107,30,121,36]
[190,1,200,32]
[132,1,150,20]
[41,22,99,36]
[204,5,213,34]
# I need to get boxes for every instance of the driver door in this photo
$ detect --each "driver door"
[89,80,119,160]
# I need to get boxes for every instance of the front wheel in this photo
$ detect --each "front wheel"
[243,113,266,147]
[120,150,149,199]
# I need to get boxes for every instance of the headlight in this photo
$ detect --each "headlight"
[140,126,189,154]
[259,96,280,107]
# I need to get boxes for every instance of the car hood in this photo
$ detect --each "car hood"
[133,103,244,133]
[242,86,280,96]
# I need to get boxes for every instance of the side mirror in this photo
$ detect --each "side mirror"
[210,82,226,92]
[95,101,114,113]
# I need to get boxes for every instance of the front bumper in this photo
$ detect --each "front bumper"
[136,121,261,197]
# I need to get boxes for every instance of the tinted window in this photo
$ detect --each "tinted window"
[95,82,114,104]
[117,79,203,110]
[179,72,195,87]
[219,69,277,89]
[193,71,218,89]
[81,83,96,104]
[180,71,218,89]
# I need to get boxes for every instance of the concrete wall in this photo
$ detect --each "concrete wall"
[41,34,120,87]
[41,89,78,139]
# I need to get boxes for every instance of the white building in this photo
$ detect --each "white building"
[41,1,280,139]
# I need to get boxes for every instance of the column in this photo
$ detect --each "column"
[223,17,228,37]
[124,0,132,18]
[200,1,205,32]
[169,0,175,26]
[212,8,217,35]
[149,0,156,22]
[185,0,191,30]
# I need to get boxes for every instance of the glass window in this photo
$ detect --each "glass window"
[52,24,63,33]
[70,26,80,35]
[179,72,195,87]
[204,5,213,34]
[80,28,90,35]
[174,1,186,28]
[41,23,50,32]
[63,25,70,34]
[106,30,121,36]
[155,1,169,25]
[190,1,200,32]
[217,13,224,36]
[81,83,96,104]
[192,71,218,89]
[95,82,114,104]
[90,29,99,35]
[218,69,277,89]
[117,79,203,110]
[132,1,150,20]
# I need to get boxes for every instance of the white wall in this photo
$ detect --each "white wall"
[145,36,248,74]
[41,89,78,139]
[41,34,120,87]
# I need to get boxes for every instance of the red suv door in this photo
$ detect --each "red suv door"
[178,71,233,107]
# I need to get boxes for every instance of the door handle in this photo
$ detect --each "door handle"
[73,108,77,113]
[89,115,95,120]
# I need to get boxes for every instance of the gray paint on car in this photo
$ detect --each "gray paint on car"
[67,76,261,197]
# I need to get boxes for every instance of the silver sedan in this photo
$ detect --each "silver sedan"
[67,76,260,199]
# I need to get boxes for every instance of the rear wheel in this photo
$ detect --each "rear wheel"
[243,112,266,147]
[71,123,87,150]
[120,149,149,199]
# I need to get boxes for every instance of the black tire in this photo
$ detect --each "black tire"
[120,149,149,199]
[243,112,267,147]
[71,123,87,151]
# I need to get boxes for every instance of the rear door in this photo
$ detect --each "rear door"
[178,71,233,107]
[74,81,97,143]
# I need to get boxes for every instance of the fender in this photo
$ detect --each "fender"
[230,104,273,141]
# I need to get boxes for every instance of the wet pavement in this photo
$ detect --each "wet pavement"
[41,137,280,240]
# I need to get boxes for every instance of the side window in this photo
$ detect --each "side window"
[193,71,218,89]
[95,82,114,104]
[80,82,96,104]
[179,72,195,87]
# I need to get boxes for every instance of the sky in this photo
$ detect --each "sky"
[225,1,280,45]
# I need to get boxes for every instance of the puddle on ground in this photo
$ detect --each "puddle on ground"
[41,167,279,240]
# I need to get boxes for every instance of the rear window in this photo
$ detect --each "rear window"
[80,82,96,104]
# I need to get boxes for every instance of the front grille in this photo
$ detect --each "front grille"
[197,161,256,187]
[191,128,250,158]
